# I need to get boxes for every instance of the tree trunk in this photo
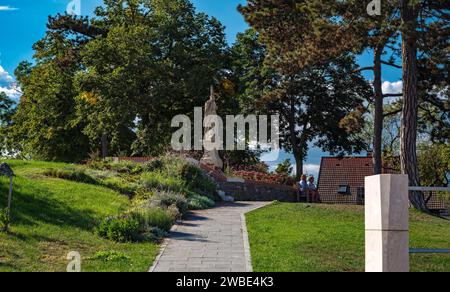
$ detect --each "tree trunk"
[287,97,305,180]
[400,1,428,212]
[373,45,384,175]
[294,151,304,180]
[7,176,12,218]
[101,133,108,159]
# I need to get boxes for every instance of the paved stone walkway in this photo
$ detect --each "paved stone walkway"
[149,202,269,272]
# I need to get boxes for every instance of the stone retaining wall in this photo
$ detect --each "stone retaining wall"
[198,163,298,202]
[199,163,299,202]
[217,180,298,202]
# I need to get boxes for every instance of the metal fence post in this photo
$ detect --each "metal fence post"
[7,176,13,216]
[365,174,409,272]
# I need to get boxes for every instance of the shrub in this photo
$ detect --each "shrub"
[152,190,189,215]
[187,193,215,210]
[0,208,10,233]
[140,172,184,193]
[137,227,168,242]
[160,154,186,178]
[44,168,98,185]
[166,204,181,221]
[142,159,164,173]
[86,159,113,170]
[150,227,168,241]
[96,216,140,242]
[97,206,175,243]
[130,207,174,232]
[180,164,216,198]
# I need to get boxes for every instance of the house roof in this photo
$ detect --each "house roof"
[317,156,395,204]
[318,157,373,186]
[318,157,373,193]
[317,156,447,210]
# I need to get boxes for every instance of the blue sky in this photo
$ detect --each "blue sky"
[0,0,403,178]
[0,0,248,74]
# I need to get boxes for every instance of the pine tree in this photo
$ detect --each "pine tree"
[275,159,294,176]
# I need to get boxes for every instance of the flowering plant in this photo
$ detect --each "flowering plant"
[232,171,296,186]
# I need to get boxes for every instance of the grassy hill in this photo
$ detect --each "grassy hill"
[247,203,450,272]
[0,160,160,272]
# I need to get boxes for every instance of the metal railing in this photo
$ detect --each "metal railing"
[410,249,450,254]
[409,187,450,192]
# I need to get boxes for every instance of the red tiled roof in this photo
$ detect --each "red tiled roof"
[317,157,394,204]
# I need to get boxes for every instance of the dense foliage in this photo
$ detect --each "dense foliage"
[6,0,229,161]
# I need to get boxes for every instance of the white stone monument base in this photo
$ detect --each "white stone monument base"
[365,230,409,272]
[365,174,410,272]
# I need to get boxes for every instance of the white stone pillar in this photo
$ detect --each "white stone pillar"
[365,175,409,272]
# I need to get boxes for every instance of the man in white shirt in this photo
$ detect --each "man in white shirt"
[298,175,309,202]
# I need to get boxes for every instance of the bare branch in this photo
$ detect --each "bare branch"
[353,66,374,73]
[383,93,403,98]
[381,60,402,69]
[383,108,402,117]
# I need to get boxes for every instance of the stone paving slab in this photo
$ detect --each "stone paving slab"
[149,202,269,272]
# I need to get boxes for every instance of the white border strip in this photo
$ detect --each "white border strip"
[241,213,253,272]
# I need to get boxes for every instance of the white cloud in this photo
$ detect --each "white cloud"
[382,81,402,95]
[0,65,14,83]
[0,66,21,100]
[291,163,321,178]
[0,6,18,11]
[304,164,321,175]
[0,85,21,100]
[382,81,403,104]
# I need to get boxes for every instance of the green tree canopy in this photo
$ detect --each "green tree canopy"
[8,0,229,160]
[275,159,294,176]
[0,92,15,127]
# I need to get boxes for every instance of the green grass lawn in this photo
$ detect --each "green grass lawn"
[246,202,450,272]
[0,160,160,272]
